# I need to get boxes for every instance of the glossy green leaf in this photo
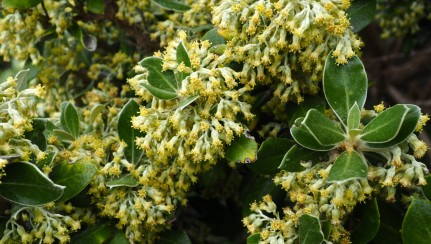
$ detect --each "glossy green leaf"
[299,214,324,244]
[50,161,97,202]
[248,138,295,175]
[176,41,192,82]
[139,57,178,99]
[15,69,30,92]
[225,135,258,164]
[106,174,139,188]
[323,54,367,125]
[71,222,115,244]
[287,95,326,127]
[2,0,42,8]
[24,119,47,151]
[327,151,368,183]
[0,162,64,206]
[36,151,56,169]
[350,198,380,244]
[360,104,420,148]
[347,102,361,130]
[347,0,376,32]
[152,0,191,12]
[159,230,192,244]
[202,28,226,46]
[118,99,145,163]
[247,233,261,244]
[301,109,345,145]
[60,102,80,138]
[290,118,340,151]
[178,95,199,110]
[108,230,129,244]
[87,0,105,14]
[279,145,322,172]
[401,198,431,244]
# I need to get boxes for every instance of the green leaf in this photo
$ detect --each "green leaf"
[24,119,47,151]
[118,100,145,163]
[422,176,431,200]
[323,54,368,126]
[15,69,30,92]
[68,24,97,51]
[299,214,324,244]
[89,104,105,125]
[225,135,258,164]
[360,104,420,148]
[50,161,97,202]
[401,198,431,244]
[139,57,178,100]
[152,0,191,12]
[350,198,380,244]
[287,95,326,127]
[106,174,139,188]
[87,0,105,14]
[159,230,192,244]
[0,162,64,206]
[279,145,322,172]
[2,0,42,8]
[36,151,56,169]
[178,95,199,110]
[248,138,295,175]
[202,28,226,46]
[327,151,368,183]
[373,201,403,244]
[347,0,376,32]
[71,222,115,244]
[290,118,337,151]
[53,129,75,143]
[300,109,346,146]
[176,41,192,82]
[60,102,80,138]
[247,233,261,244]
[108,230,129,244]
[347,102,361,130]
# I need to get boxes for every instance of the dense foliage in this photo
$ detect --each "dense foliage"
[0,0,430,243]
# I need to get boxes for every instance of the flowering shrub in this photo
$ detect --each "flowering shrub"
[0,0,430,243]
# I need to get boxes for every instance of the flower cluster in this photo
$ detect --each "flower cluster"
[0,204,81,244]
[212,0,362,104]
[376,0,431,39]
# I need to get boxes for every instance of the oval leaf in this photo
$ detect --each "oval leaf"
[176,41,192,82]
[71,222,115,244]
[350,198,380,244]
[401,198,431,244]
[139,57,178,100]
[291,118,339,151]
[50,161,97,202]
[15,69,30,92]
[2,0,42,8]
[87,0,105,14]
[301,109,346,146]
[178,95,199,110]
[299,214,324,244]
[347,0,376,32]
[106,174,139,188]
[225,135,258,164]
[323,54,368,125]
[279,145,322,172]
[61,102,80,138]
[108,230,129,244]
[0,162,64,206]
[327,150,368,183]
[202,28,226,46]
[152,0,191,12]
[247,233,261,244]
[361,104,420,148]
[248,138,295,175]
[118,100,145,163]
[287,95,326,127]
